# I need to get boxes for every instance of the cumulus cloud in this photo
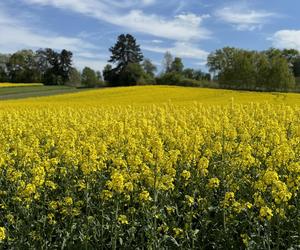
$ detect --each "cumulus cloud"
[0,8,104,70]
[215,5,275,31]
[271,30,300,50]
[22,0,211,41]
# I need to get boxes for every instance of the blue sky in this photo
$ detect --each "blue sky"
[0,0,299,72]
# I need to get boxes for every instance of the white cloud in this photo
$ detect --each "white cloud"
[152,40,163,44]
[215,5,275,31]
[74,56,107,72]
[271,30,300,50]
[0,8,102,70]
[22,0,211,41]
[143,42,209,60]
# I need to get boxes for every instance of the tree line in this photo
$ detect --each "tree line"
[0,49,103,87]
[103,34,212,87]
[207,47,300,91]
[1,33,300,91]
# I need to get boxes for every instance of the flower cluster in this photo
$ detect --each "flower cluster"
[0,101,299,249]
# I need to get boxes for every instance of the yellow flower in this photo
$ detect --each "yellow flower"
[181,170,191,181]
[263,170,279,185]
[197,157,209,176]
[173,228,184,238]
[223,192,235,207]
[118,215,129,225]
[259,206,273,220]
[139,191,151,202]
[64,197,73,206]
[0,227,6,241]
[107,173,125,193]
[22,183,36,197]
[49,201,58,210]
[101,190,113,201]
[208,178,220,189]
[124,182,134,192]
[185,195,194,206]
[240,233,250,247]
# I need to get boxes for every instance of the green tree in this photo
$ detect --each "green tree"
[256,53,272,90]
[109,34,143,73]
[81,67,101,87]
[0,54,9,82]
[118,63,146,86]
[37,48,73,85]
[156,72,183,85]
[66,67,81,87]
[107,34,144,86]
[183,68,195,79]
[268,56,295,91]
[142,58,157,77]
[293,57,300,77]
[6,50,39,83]
[170,57,184,73]
[162,51,173,73]
[59,49,73,83]
[207,47,238,76]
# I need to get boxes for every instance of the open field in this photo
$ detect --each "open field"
[2,85,300,106]
[0,86,299,249]
[0,84,81,100]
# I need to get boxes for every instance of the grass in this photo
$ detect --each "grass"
[0,85,82,100]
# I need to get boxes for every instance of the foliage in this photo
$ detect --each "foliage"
[118,63,146,86]
[170,57,184,73]
[207,47,296,91]
[81,67,103,88]
[105,34,146,86]
[142,58,157,77]
[66,68,81,87]
[6,50,40,83]
[156,72,184,85]
[109,34,143,72]
[162,52,173,73]
[0,91,299,248]
[0,49,74,86]
[183,68,211,81]
[38,48,73,85]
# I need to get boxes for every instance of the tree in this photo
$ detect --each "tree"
[207,47,238,76]
[156,72,183,85]
[81,67,101,87]
[183,68,195,79]
[256,53,272,90]
[118,63,146,86]
[109,34,143,73]
[96,71,102,82]
[142,58,157,77]
[0,54,9,82]
[59,49,73,83]
[103,64,119,86]
[170,57,184,73]
[6,50,39,83]
[268,56,295,91]
[66,67,81,87]
[162,52,173,73]
[106,34,144,86]
[293,57,300,77]
[37,48,73,85]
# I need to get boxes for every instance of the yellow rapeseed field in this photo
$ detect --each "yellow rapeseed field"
[0,86,299,249]
[0,82,43,87]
